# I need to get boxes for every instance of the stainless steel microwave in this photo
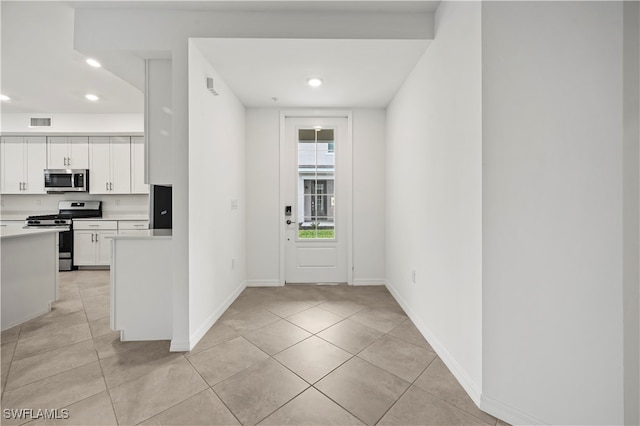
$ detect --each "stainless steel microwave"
[44,169,89,193]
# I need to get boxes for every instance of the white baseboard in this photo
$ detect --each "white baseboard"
[169,339,191,352]
[385,279,482,405]
[246,279,282,287]
[352,278,386,286]
[481,394,547,425]
[386,279,551,425]
[171,280,246,352]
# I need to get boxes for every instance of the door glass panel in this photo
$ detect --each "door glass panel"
[297,128,335,239]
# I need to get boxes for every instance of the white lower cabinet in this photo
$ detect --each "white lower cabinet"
[118,220,149,236]
[74,221,118,266]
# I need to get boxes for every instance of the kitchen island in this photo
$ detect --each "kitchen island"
[1,227,60,330]
[110,230,172,342]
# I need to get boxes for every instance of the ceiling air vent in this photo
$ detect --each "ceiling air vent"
[29,117,52,128]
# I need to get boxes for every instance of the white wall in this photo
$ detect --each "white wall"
[73,5,434,352]
[624,2,640,424]
[245,108,386,286]
[245,109,280,286]
[188,41,246,347]
[1,113,143,133]
[352,109,386,284]
[481,2,624,424]
[0,194,148,216]
[385,0,482,402]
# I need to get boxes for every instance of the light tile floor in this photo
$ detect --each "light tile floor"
[1,270,507,426]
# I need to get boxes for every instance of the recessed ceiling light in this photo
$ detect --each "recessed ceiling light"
[0,94,10,101]
[306,77,323,88]
[86,58,101,68]
[85,94,99,101]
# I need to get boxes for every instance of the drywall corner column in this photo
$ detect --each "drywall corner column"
[385,0,482,403]
[187,40,247,346]
[482,2,624,424]
[623,2,640,424]
[145,59,173,185]
[169,42,190,351]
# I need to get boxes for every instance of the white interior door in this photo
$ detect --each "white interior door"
[284,116,350,284]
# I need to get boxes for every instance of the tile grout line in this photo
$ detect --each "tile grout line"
[251,384,311,425]
[2,323,22,399]
[310,384,370,426]
[78,271,121,426]
[208,383,245,425]
[371,350,437,426]
[128,354,212,426]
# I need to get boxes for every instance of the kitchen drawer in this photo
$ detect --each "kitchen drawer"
[118,221,149,231]
[74,220,118,230]
[1,221,26,229]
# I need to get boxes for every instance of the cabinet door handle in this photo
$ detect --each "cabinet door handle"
[109,182,113,191]
[95,233,98,242]
[64,157,67,166]
[91,233,94,242]
[106,182,109,191]
[67,157,70,166]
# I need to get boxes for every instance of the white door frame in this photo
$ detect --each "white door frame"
[279,109,353,285]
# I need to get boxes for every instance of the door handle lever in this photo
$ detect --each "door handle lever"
[286,220,293,225]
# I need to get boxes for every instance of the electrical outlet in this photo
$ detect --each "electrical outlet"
[116,199,121,206]
[36,199,41,207]
[231,199,238,210]
[411,268,416,284]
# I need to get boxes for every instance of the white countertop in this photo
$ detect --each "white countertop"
[74,213,149,221]
[1,212,56,221]
[1,212,149,221]
[1,227,65,239]
[109,229,172,239]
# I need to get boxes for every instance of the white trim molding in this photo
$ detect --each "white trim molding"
[171,280,246,352]
[385,279,482,404]
[246,279,282,287]
[352,278,386,286]
[481,394,548,426]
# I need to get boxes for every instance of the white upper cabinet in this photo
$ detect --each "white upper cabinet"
[89,136,131,194]
[47,136,89,169]
[130,136,149,194]
[1,136,47,194]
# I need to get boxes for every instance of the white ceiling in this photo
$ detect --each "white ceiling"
[1,1,436,114]
[194,38,429,108]
[0,1,144,114]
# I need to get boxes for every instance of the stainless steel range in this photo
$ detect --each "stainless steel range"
[25,201,102,271]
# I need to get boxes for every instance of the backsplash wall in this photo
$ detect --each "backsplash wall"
[0,194,149,216]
